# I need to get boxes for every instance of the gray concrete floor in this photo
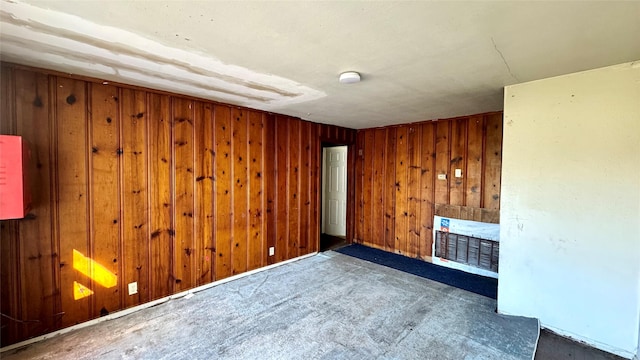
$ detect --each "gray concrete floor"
[535,330,625,360]
[3,251,538,360]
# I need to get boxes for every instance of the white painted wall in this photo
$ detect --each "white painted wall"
[637,304,640,360]
[498,61,640,359]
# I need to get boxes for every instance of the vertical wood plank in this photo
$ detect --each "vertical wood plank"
[383,127,397,251]
[449,118,467,206]
[0,67,19,344]
[121,88,150,307]
[483,113,503,210]
[371,128,386,249]
[195,102,214,285]
[148,93,173,299]
[298,121,310,255]
[231,108,248,274]
[213,105,232,279]
[264,114,277,264]
[248,111,264,270]
[434,121,450,205]
[89,83,121,318]
[362,130,375,246]
[56,77,90,328]
[419,123,436,258]
[394,126,408,255]
[287,118,300,259]
[0,221,18,345]
[275,116,289,262]
[49,74,62,333]
[0,66,16,133]
[309,123,320,253]
[354,131,365,242]
[406,125,422,258]
[14,69,57,339]
[466,116,484,208]
[172,98,195,290]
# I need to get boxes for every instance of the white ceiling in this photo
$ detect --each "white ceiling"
[1,1,639,129]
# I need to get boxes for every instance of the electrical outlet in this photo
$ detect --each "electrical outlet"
[437,173,447,180]
[269,247,275,256]
[128,282,138,295]
[455,168,462,178]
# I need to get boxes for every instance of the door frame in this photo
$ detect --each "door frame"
[318,141,355,247]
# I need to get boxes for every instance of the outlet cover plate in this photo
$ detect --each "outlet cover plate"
[128,282,138,295]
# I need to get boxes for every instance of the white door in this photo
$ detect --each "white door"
[322,146,347,237]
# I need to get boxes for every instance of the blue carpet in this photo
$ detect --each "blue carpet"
[335,244,498,299]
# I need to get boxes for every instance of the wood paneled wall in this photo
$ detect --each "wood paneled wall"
[354,113,503,259]
[0,64,355,346]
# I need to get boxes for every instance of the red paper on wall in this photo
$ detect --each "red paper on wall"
[0,135,31,220]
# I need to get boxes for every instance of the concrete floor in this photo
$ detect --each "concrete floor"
[2,251,538,360]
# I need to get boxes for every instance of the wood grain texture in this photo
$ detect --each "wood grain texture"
[172,97,195,291]
[274,116,289,263]
[120,88,150,307]
[354,112,503,259]
[466,116,484,208]
[56,77,91,328]
[264,114,277,265]
[406,125,422,257]
[309,123,321,253]
[362,130,375,247]
[394,126,409,255]
[213,105,232,279]
[0,62,354,346]
[231,108,248,275]
[1,68,19,343]
[248,111,265,270]
[298,121,310,255]
[89,83,121,318]
[354,131,365,244]
[195,102,214,285]
[14,69,57,340]
[483,113,503,209]
[383,127,397,251]
[287,119,300,260]
[148,93,173,300]
[434,121,451,205]
[371,129,386,249]
[434,204,500,224]
[449,118,467,206]
[419,124,436,259]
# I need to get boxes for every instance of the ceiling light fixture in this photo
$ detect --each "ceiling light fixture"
[339,71,361,84]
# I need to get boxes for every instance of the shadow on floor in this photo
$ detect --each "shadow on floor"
[320,233,347,252]
[535,329,625,360]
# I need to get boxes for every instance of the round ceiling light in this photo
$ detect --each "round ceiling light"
[339,71,361,84]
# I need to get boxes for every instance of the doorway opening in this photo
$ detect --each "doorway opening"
[320,145,348,251]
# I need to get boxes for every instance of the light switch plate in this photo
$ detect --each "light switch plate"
[455,169,462,178]
[437,173,447,180]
